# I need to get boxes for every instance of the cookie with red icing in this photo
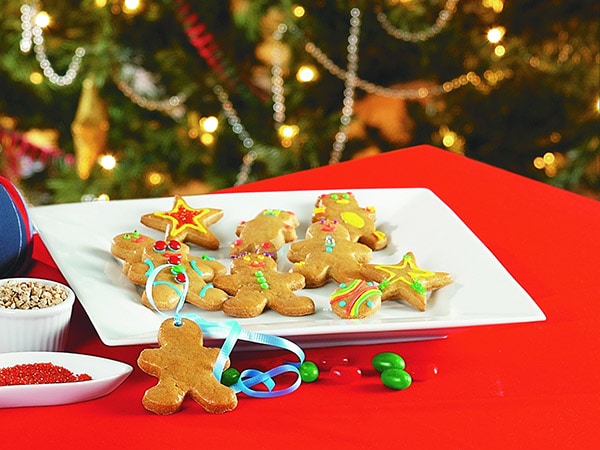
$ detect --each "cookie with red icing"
[113,236,228,311]
[213,253,314,318]
[140,195,223,250]
[229,209,299,259]
[312,192,387,251]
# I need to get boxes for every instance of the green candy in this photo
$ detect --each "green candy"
[299,361,319,383]
[372,352,405,373]
[381,368,412,390]
[221,367,240,386]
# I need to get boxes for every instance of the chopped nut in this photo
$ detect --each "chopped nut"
[0,281,68,310]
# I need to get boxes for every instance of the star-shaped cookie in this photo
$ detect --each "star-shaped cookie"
[360,252,453,311]
[140,195,223,250]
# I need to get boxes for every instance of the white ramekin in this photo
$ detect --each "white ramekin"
[0,277,75,353]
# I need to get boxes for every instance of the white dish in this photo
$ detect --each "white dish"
[0,352,133,408]
[29,188,545,348]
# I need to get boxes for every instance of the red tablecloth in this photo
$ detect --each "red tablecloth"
[3,145,599,449]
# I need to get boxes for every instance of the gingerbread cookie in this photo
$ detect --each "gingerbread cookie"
[330,279,382,319]
[140,195,223,250]
[137,318,238,414]
[111,230,154,274]
[359,252,453,311]
[286,219,372,287]
[213,253,315,318]
[312,192,387,250]
[118,237,228,311]
[230,209,299,259]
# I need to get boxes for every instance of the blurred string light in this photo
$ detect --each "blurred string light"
[146,171,165,187]
[487,26,506,57]
[20,3,85,86]
[123,0,142,15]
[98,154,117,170]
[375,0,460,42]
[278,124,299,148]
[292,5,305,18]
[487,26,505,44]
[534,152,565,177]
[482,0,504,14]
[438,125,465,154]
[296,65,318,82]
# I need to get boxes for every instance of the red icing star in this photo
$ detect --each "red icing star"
[141,196,223,250]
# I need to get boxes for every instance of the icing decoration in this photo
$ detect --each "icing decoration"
[377,253,436,293]
[330,279,379,317]
[324,235,335,253]
[124,230,146,243]
[254,270,270,289]
[141,195,223,250]
[154,197,214,236]
[360,251,453,311]
[145,263,306,399]
[340,211,365,229]
[373,230,386,242]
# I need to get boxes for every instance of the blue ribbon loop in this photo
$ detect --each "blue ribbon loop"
[145,263,306,399]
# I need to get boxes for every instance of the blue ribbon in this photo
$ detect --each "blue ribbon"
[145,263,306,399]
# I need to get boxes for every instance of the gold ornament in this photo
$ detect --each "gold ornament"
[71,76,109,179]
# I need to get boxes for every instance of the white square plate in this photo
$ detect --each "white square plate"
[29,188,545,348]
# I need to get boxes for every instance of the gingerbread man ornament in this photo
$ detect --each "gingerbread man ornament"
[137,318,238,414]
[213,253,315,318]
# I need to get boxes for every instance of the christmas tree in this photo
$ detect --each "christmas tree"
[0,0,598,204]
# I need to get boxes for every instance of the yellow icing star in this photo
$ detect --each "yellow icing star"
[360,252,453,311]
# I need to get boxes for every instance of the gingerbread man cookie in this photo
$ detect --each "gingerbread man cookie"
[140,195,223,250]
[213,253,315,318]
[111,230,154,274]
[230,209,299,259]
[359,252,453,311]
[137,318,238,414]
[286,219,373,287]
[117,237,228,311]
[312,192,388,250]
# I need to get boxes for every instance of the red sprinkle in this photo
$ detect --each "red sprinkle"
[0,362,92,386]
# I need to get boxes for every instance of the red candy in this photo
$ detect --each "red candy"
[317,355,351,370]
[154,240,167,252]
[328,365,362,384]
[167,254,183,265]
[405,362,439,381]
[168,240,181,251]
